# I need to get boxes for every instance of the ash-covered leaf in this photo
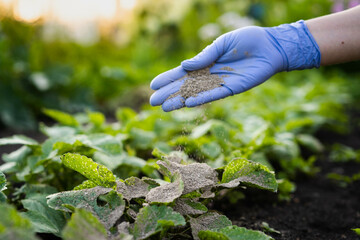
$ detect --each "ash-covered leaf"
[43,109,79,126]
[116,177,150,201]
[0,135,38,146]
[190,212,232,240]
[62,208,107,240]
[131,205,186,240]
[157,160,218,194]
[221,158,277,192]
[73,180,98,190]
[21,194,67,236]
[174,198,208,215]
[47,187,125,230]
[0,203,39,240]
[198,225,273,240]
[61,153,116,189]
[146,171,184,204]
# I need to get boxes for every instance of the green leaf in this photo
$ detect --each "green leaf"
[329,144,358,163]
[352,228,360,236]
[277,179,296,201]
[296,134,324,153]
[0,172,6,203]
[198,226,273,240]
[174,198,208,215]
[190,212,232,240]
[83,134,123,155]
[152,148,166,159]
[21,195,67,236]
[61,153,116,188]
[0,135,38,146]
[2,146,31,162]
[261,222,280,235]
[201,142,222,159]
[53,140,94,156]
[0,172,6,192]
[87,111,105,127]
[116,107,137,125]
[0,203,39,240]
[145,171,184,204]
[43,108,79,126]
[40,124,77,138]
[131,205,186,240]
[47,188,125,230]
[73,180,98,190]
[93,152,146,171]
[63,208,107,240]
[130,128,156,149]
[221,158,277,192]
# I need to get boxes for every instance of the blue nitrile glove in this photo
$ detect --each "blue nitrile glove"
[150,20,321,112]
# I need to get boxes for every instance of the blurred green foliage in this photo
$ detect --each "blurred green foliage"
[0,0,355,130]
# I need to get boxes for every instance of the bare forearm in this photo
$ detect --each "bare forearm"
[306,6,360,66]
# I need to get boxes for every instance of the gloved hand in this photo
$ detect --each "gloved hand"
[150,20,321,112]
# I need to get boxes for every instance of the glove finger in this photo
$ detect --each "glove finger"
[149,78,185,106]
[162,95,185,112]
[181,39,223,71]
[150,66,187,90]
[185,86,233,108]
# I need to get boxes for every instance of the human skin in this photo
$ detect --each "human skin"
[306,5,360,65]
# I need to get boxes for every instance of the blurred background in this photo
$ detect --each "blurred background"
[0,0,359,130]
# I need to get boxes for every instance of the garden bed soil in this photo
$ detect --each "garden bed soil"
[214,127,360,240]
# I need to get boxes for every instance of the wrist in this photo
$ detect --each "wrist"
[265,20,321,71]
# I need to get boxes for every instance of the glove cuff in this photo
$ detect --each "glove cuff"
[266,20,321,71]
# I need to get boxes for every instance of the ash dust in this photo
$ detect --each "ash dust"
[167,65,231,101]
